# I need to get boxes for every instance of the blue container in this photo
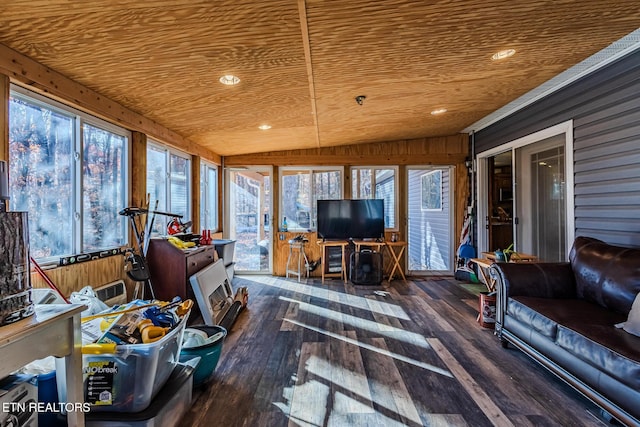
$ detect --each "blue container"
[180,325,226,387]
[38,370,65,427]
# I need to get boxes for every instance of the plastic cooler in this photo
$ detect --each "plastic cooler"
[56,315,187,412]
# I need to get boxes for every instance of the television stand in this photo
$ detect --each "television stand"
[316,240,349,284]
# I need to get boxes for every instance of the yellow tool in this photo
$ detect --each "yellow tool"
[137,319,168,343]
[82,343,117,354]
[167,236,196,250]
[174,299,193,317]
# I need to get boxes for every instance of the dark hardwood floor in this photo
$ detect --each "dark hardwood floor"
[182,275,607,427]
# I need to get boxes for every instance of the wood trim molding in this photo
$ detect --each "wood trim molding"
[0,74,8,162]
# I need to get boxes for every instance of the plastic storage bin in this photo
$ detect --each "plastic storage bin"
[56,316,187,413]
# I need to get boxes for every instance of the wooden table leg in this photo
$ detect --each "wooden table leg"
[386,243,406,282]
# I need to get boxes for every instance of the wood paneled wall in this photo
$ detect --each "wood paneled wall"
[225,134,470,276]
[31,256,130,298]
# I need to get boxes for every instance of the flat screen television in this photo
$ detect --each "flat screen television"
[317,199,385,240]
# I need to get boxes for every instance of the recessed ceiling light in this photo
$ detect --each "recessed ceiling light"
[258,124,271,130]
[491,49,516,61]
[219,74,240,85]
[431,108,447,115]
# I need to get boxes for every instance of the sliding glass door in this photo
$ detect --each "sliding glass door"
[477,121,574,262]
[515,135,566,261]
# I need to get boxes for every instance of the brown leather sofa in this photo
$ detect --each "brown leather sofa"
[491,236,640,426]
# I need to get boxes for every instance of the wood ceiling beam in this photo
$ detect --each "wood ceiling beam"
[224,134,469,166]
[0,43,221,164]
[297,0,321,148]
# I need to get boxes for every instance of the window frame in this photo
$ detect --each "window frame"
[279,166,344,232]
[8,85,131,263]
[351,165,399,230]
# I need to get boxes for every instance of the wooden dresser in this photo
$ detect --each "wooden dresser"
[146,238,218,301]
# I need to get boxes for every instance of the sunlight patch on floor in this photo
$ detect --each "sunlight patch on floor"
[279,296,431,349]
[283,318,452,378]
[253,275,411,320]
[274,351,428,427]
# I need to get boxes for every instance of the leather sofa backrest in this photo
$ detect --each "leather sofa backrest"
[570,236,640,314]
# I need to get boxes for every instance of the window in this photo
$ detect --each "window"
[8,88,129,261]
[200,162,219,231]
[280,167,342,231]
[421,169,442,211]
[351,166,397,229]
[146,142,191,235]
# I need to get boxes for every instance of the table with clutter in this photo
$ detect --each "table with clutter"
[470,251,538,291]
[0,303,86,426]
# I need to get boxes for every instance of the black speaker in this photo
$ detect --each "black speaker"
[350,249,383,286]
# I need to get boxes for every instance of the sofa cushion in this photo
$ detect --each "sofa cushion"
[570,236,640,314]
[556,324,640,390]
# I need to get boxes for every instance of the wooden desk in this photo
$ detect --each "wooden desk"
[385,241,407,282]
[0,304,86,426]
[317,240,349,284]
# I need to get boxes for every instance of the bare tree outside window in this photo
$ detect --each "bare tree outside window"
[421,170,442,211]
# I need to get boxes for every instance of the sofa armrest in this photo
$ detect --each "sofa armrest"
[490,262,576,299]
[491,262,577,336]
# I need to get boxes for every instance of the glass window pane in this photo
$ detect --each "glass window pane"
[312,170,342,227]
[146,146,167,234]
[169,153,190,219]
[207,167,218,230]
[375,169,395,228]
[281,170,311,230]
[82,123,127,250]
[356,169,372,198]
[199,163,218,231]
[8,96,74,259]
[351,167,396,229]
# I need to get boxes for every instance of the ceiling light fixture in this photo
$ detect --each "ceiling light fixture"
[258,124,271,130]
[219,74,240,85]
[431,108,447,115]
[491,49,516,61]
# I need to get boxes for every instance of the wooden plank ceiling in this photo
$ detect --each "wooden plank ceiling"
[0,1,638,156]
